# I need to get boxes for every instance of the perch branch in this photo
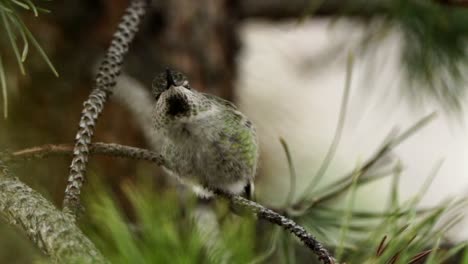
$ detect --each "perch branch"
[0,160,108,263]
[6,143,163,165]
[6,143,335,264]
[63,0,148,217]
[215,190,334,264]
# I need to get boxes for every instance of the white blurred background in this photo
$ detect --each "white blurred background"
[236,19,468,242]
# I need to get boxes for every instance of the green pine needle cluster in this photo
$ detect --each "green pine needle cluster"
[82,177,255,264]
[0,0,57,119]
[297,161,467,263]
[265,136,467,263]
[358,0,468,110]
[386,0,468,110]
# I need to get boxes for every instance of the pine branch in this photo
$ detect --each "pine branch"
[0,159,108,264]
[63,0,148,217]
[6,143,335,264]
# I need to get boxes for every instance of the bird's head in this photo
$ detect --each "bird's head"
[152,69,209,125]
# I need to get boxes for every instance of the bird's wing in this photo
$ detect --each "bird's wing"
[202,93,238,110]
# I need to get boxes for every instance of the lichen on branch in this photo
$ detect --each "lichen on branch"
[0,160,108,264]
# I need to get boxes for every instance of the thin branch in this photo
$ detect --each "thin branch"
[216,190,335,264]
[63,0,148,217]
[0,160,108,263]
[6,143,163,165]
[6,143,335,264]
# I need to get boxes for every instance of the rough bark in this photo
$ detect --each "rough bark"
[0,169,107,263]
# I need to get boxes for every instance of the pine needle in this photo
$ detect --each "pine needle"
[11,0,29,10]
[0,54,7,119]
[279,137,297,207]
[14,14,59,77]
[303,53,354,197]
[1,8,26,75]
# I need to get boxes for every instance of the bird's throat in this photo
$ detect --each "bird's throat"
[166,95,190,117]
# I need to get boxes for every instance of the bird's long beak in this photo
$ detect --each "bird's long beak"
[166,68,176,90]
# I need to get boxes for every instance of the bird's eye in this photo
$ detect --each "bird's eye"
[182,81,191,90]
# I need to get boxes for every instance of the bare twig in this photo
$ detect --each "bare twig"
[63,0,148,217]
[6,143,335,264]
[0,160,108,263]
[6,143,163,165]
[216,190,335,264]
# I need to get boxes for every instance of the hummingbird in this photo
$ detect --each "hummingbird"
[151,69,258,198]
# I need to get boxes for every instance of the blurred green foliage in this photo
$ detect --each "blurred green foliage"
[395,0,468,105]
[354,0,468,109]
[82,176,255,264]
